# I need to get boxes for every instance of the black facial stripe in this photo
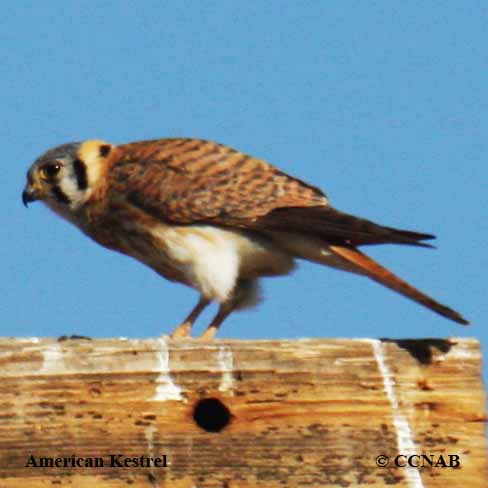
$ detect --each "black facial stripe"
[99,144,111,157]
[51,186,71,205]
[73,159,88,190]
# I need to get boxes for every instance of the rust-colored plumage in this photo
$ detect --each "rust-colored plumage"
[23,137,468,338]
[108,139,326,223]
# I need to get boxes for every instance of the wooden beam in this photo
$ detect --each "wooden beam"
[0,337,485,487]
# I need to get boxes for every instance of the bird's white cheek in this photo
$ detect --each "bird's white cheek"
[61,176,91,209]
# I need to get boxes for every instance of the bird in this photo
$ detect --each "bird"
[22,138,468,339]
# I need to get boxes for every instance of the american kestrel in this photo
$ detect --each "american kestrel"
[22,138,468,338]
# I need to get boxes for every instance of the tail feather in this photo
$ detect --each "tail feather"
[329,245,469,325]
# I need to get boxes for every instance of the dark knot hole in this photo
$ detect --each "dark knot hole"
[193,398,231,432]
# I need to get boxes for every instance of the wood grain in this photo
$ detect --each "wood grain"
[0,337,485,487]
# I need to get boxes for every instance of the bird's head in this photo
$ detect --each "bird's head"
[22,140,113,215]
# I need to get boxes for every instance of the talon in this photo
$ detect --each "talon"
[199,326,218,341]
[170,322,192,339]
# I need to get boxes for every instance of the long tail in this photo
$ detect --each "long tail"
[329,245,469,325]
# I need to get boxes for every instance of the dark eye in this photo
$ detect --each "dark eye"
[40,162,61,179]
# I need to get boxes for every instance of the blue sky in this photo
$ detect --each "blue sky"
[2,3,486,378]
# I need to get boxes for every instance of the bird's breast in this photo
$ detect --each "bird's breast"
[146,223,295,301]
[81,201,295,301]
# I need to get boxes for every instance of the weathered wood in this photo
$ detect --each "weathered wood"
[0,337,485,487]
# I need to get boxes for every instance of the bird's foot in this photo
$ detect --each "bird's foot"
[170,322,192,339]
[198,326,217,341]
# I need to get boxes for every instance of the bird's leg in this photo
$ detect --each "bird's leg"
[170,296,209,338]
[199,278,259,340]
[198,303,235,340]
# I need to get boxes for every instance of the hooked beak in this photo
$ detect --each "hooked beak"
[22,185,40,207]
